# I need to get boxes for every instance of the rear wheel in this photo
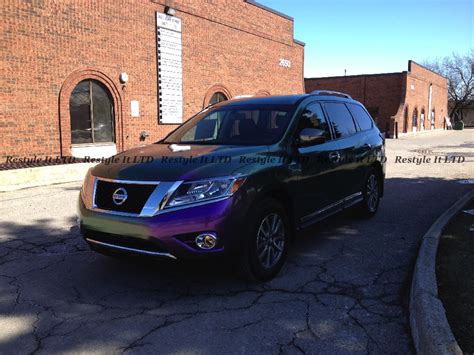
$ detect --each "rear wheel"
[238,199,290,281]
[357,168,381,218]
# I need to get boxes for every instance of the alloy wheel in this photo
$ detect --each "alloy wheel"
[256,213,286,269]
[366,174,379,212]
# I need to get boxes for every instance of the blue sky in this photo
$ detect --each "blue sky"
[261,0,473,77]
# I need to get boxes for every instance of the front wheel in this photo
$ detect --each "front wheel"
[238,199,290,281]
[357,169,381,218]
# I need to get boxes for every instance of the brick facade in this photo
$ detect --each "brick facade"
[1,0,304,159]
[305,61,448,137]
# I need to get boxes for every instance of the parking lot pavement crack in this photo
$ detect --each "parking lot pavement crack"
[222,317,267,331]
[304,301,319,340]
[347,302,383,354]
[29,311,84,355]
[277,327,308,355]
[121,315,194,352]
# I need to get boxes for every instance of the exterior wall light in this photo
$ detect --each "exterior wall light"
[165,6,176,16]
[119,72,129,84]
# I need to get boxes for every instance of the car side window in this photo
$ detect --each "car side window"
[297,102,331,141]
[347,103,374,131]
[323,102,357,139]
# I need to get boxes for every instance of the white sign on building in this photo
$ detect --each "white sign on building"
[130,100,140,117]
[156,12,183,124]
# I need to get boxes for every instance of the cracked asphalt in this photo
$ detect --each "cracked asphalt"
[1,130,472,354]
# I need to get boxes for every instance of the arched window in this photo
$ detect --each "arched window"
[403,106,409,133]
[69,80,114,144]
[420,108,426,129]
[208,91,228,106]
[412,107,418,128]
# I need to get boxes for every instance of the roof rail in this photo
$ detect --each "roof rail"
[310,90,352,99]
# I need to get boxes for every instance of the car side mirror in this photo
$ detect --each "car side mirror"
[298,128,326,146]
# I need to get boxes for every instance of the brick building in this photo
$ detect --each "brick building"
[1,0,304,160]
[305,61,448,137]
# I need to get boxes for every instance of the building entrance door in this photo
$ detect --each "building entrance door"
[69,80,116,158]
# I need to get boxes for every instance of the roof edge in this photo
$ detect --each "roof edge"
[244,0,293,21]
[305,71,407,80]
[408,60,448,79]
[293,38,305,46]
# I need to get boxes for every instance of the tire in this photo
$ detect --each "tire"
[357,168,381,218]
[237,198,290,282]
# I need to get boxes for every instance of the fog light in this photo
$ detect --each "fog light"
[195,233,217,250]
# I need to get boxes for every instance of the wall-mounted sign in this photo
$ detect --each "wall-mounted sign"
[279,58,291,68]
[157,12,183,124]
[156,12,182,32]
[131,100,140,117]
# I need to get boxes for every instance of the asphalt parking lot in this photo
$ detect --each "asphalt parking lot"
[0,130,472,354]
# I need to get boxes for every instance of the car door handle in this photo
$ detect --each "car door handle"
[328,151,341,163]
[288,162,302,172]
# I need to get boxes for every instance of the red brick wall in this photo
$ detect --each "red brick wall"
[0,0,304,159]
[305,74,403,133]
[393,61,448,133]
[305,61,448,137]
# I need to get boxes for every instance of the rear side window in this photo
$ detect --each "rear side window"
[347,104,374,131]
[323,102,357,139]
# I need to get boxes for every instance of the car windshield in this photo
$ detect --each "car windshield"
[162,104,295,145]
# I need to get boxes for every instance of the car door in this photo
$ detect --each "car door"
[346,103,377,193]
[322,101,360,203]
[289,102,342,226]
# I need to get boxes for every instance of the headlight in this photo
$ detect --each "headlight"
[164,176,246,208]
[80,168,95,209]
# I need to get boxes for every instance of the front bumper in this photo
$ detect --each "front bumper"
[78,193,247,260]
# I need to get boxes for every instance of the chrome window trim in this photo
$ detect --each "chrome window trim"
[86,238,177,260]
[301,191,362,223]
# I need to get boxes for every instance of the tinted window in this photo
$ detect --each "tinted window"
[297,103,331,141]
[323,102,357,139]
[209,92,228,105]
[70,81,92,144]
[348,104,374,131]
[366,107,379,126]
[181,111,223,142]
[69,80,114,144]
[164,105,294,145]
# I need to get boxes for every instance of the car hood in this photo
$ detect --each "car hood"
[91,143,273,181]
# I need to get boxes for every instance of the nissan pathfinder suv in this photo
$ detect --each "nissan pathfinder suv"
[78,91,386,281]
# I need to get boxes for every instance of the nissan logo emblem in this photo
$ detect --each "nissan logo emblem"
[112,187,128,205]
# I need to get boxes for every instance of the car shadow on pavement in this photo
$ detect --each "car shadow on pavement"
[0,177,471,353]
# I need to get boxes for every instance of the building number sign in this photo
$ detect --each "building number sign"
[279,58,291,68]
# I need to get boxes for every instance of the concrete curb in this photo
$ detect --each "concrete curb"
[410,189,474,355]
[0,163,96,192]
